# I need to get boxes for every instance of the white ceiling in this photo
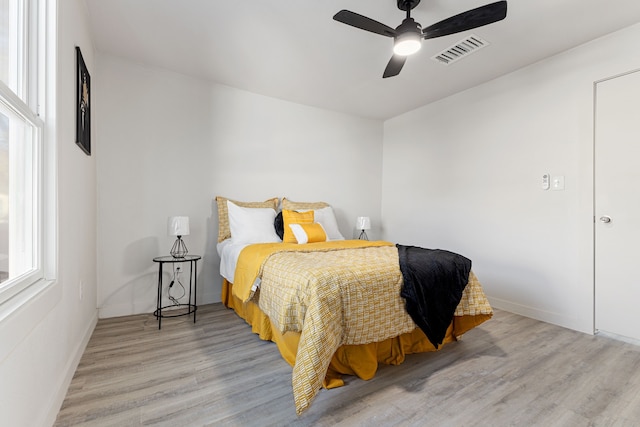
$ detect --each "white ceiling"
[85,0,640,120]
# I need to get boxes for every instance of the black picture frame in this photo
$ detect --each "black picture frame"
[76,46,91,155]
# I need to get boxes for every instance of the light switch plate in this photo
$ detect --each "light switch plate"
[542,174,550,190]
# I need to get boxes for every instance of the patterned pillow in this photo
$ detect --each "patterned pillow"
[282,198,329,210]
[215,196,279,242]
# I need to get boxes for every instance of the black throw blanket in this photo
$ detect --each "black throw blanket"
[396,244,472,349]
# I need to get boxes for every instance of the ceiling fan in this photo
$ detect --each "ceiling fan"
[333,0,508,78]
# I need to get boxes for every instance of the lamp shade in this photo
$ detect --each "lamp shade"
[356,216,371,231]
[167,216,190,236]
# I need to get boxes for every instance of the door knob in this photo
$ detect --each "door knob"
[600,216,612,223]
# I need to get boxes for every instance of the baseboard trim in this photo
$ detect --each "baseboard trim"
[596,330,640,346]
[488,296,593,335]
[43,310,98,426]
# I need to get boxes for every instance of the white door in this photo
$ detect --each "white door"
[595,70,640,342]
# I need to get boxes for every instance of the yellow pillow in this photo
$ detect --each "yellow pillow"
[282,209,314,243]
[289,223,327,244]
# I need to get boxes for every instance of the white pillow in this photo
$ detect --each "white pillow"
[300,206,345,240]
[227,200,281,244]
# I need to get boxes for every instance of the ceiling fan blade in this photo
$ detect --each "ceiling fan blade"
[333,10,396,37]
[422,1,507,39]
[383,55,407,78]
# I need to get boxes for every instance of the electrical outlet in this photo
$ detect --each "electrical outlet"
[552,175,565,191]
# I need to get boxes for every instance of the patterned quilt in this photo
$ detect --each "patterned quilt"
[232,240,492,415]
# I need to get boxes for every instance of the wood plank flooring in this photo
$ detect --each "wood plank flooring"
[54,304,640,426]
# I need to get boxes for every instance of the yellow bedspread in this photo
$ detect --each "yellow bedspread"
[232,240,492,415]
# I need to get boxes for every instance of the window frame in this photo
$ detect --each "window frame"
[0,0,52,308]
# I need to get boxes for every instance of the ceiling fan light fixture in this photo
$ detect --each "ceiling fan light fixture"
[393,18,422,56]
[393,34,422,56]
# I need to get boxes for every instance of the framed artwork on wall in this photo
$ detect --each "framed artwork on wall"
[76,46,91,155]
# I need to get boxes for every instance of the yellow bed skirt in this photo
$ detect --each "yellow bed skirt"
[222,279,491,389]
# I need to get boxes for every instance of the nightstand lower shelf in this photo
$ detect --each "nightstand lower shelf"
[153,304,197,319]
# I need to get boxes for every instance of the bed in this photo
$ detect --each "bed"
[216,196,493,414]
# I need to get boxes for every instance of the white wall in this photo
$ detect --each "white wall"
[0,0,98,425]
[96,54,383,318]
[382,23,640,334]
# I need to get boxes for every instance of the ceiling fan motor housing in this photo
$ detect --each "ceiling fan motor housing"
[396,17,422,35]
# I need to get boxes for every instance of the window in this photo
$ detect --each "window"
[0,0,46,305]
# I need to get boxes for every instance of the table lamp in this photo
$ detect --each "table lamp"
[356,216,371,240]
[167,216,190,258]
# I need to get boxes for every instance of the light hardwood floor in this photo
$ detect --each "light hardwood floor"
[54,304,640,426]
